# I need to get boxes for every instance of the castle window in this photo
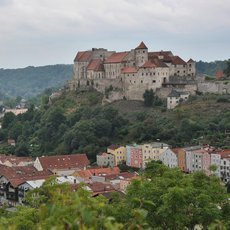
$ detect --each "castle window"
[141,80,143,83]
[152,80,156,83]
[150,73,152,76]
[177,71,180,73]
[133,74,134,76]
[130,80,131,83]
[134,81,136,83]
[143,50,145,53]
[189,64,192,67]
[153,73,155,75]
[184,70,186,73]
[142,73,144,76]
[127,74,129,76]
[146,73,148,76]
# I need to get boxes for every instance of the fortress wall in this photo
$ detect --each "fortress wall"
[197,82,230,94]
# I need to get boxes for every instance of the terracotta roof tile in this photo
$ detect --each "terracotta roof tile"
[87,59,104,72]
[135,41,148,49]
[141,60,157,68]
[0,165,52,187]
[121,67,138,73]
[38,154,90,171]
[73,166,120,179]
[105,52,129,63]
[74,51,92,62]
[215,70,224,80]
[0,155,33,166]
[171,56,187,65]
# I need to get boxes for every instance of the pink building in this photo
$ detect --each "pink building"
[130,146,142,168]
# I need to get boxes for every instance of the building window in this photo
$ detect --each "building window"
[152,80,156,83]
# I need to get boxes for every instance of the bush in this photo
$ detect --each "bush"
[216,97,229,103]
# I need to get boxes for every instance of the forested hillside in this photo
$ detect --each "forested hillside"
[0,64,73,98]
[0,89,229,161]
[196,60,227,76]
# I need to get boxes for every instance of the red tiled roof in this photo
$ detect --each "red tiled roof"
[74,51,92,62]
[105,52,129,63]
[218,150,230,159]
[87,182,115,194]
[0,155,33,166]
[135,41,148,49]
[121,67,138,74]
[73,166,120,179]
[0,165,52,188]
[187,58,195,63]
[87,59,104,72]
[215,70,224,80]
[171,56,187,65]
[141,60,157,68]
[38,154,90,171]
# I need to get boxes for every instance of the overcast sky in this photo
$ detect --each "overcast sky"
[0,0,229,68]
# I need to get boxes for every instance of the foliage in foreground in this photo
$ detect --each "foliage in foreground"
[0,162,229,230]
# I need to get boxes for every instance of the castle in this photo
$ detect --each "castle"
[68,42,197,102]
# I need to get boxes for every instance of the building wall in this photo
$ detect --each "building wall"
[107,146,126,166]
[33,158,43,171]
[220,158,230,182]
[175,149,187,171]
[97,153,115,167]
[159,149,178,168]
[142,144,168,169]
[130,147,143,168]
[210,154,221,177]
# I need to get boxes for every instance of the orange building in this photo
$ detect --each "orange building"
[172,148,187,172]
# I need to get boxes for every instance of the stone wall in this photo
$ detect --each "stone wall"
[198,82,230,94]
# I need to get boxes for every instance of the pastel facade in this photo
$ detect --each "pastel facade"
[185,148,211,175]
[70,42,196,101]
[126,144,142,168]
[142,143,169,169]
[172,148,187,172]
[159,149,178,168]
[96,152,115,167]
[107,145,126,166]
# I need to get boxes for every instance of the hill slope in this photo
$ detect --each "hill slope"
[0,64,73,98]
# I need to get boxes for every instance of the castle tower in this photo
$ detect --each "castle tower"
[135,41,148,67]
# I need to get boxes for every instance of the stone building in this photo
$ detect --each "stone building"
[68,42,196,101]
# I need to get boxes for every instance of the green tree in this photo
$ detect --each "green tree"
[143,89,154,107]
[223,59,230,77]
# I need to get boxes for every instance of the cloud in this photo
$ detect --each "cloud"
[0,0,229,68]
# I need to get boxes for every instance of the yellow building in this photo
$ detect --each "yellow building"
[107,145,126,166]
[142,143,169,168]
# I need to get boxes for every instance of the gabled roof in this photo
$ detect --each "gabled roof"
[141,60,157,68]
[0,155,33,166]
[135,41,148,49]
[121,67,138,73]
[0,165,52,188]
[168,90,181,98]
[73,166,120,179]
[187,58,195,63]
[87,59,104,72]
[149,51,173,57]
[171,56,187,65]
[105,52,129,63]
[74,51,92,62]
[38,154,90,171]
